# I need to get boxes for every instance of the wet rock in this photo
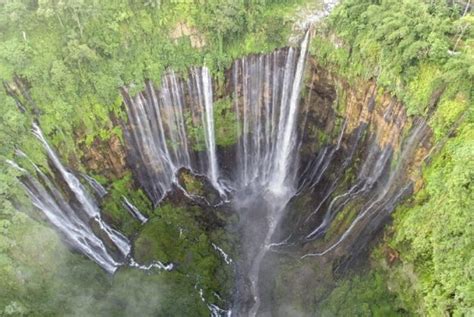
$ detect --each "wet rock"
[176,167,223,207]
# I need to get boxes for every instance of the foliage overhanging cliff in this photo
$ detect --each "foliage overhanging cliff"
[312,1,473,315]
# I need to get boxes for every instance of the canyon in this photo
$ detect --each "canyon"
[1,1,471,316]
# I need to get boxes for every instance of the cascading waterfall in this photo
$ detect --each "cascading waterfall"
[82,173,108,198]
[9,124,179,274]
[297,118,348,194]
[8,159,121,273]
[270,30,310,194]
[229,31,311,316]
[122,196,148,224]
[304,146,394,241]
[31,124,132,259]
[230,31,310,194]
[122,67,223,206]
[232,49,299,190]
[302,119,430,258]
[123,31,310,206]
[9,124,131,273]
[193,67,220,191]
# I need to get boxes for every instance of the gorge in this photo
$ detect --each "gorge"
[0,1,472,316]
[7,32,431,315]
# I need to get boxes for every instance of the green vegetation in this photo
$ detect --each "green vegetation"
[214,97,240,148]
[101,173,151,236]
[430,93,469,140]
[311,0,472,123]
[385,118,473,316]
[180,170,205,196]
[318,271,407,316]
[134,202,232,298]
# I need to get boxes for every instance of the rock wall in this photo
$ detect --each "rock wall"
[80,133,128,180]
[282,57,432,255]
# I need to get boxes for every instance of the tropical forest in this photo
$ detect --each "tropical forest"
[0,0,472,316]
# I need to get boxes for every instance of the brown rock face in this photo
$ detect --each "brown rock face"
[303,58,408,147]
[300,58,431,185]
[170,22,206,48]
[80,134,127,180]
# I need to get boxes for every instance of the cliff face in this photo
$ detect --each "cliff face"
[80,134,128,180]
[279,56,432,255]
[253,56,433,315]
[300,57,428,158]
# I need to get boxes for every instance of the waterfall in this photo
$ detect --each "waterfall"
[231,31,310,194]
[122,196,148,224]
[120,32,311,315]
[200,68,219,187]
[9,124,132,273]
[122,67,223,206]
[8,125,183,274]
[270,30,310,194]
[229,32,311,317]
[304,146,393,240]
[302,119,430,258]
[82,173,108,198]
[129,258,174,271]
[123,29,310,201]
[232,50,296,189]
[212,243,233,265]
[9,160,120,273]
[31,124,131,258]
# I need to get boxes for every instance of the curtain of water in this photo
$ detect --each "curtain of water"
[9,124,131,273]
[122,67,223,205]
